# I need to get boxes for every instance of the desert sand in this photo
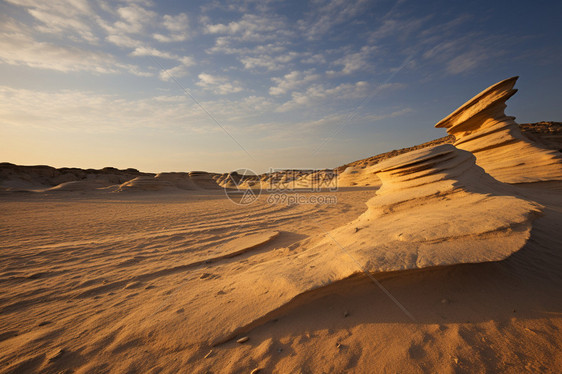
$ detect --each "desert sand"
[1,78,562,373]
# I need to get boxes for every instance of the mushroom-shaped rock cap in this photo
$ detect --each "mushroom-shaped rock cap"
[432,76,562,183]
[435,76,518,135]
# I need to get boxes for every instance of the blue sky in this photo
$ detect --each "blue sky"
[1,0,561,173]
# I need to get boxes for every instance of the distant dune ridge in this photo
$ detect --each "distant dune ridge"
[0,165,224,193]
[0,165,146,192]
[117,172,223,192]
[1,122,559,192]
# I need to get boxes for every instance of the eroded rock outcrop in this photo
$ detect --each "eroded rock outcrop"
[318,144,542,271]
[0,163,146,192]
[435,77,562,183]
[195,144,543,345]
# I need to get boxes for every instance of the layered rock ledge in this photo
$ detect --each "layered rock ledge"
[435,77,562,183]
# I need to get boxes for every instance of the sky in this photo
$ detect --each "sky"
[1,0,561,173]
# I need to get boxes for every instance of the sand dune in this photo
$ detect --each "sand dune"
[117,176,178,192]
[336,166,381,188]
[118,172,224,192]
[154,172,199,190]
[45,180,118,192]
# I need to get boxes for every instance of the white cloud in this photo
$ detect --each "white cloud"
[249,107,411,143]
[275,81,405,113]
[369,15,432,42]
[241,95,274,112]
[130,46,176,59]
[277,81,370,112]
[0,1,196,78]
[418,14,472,44]
[0,86,279,139]
[0,19,113,73]
[196,73,243,95]
[181,94,275,124]
[202,12,299,73]
[245,113,352,143]
[301,53,327,65]
[0,85,216,134]
[0,18,151,76]
[362,108,413,122]
[332,45,376,75]
[298,0,368,40]
[158,57,194,81]
[269,70,320,96]
[369,12,498,77]
[114,5,157,34]
[4,0,96,43]
[154,13,190,42]
[97,2,156,49]
[421,32,504,75]
[240,52,299,71]
[207,39,287,56]
[105,33,141,48]
[204,14,291,42]
[446,49,490,75]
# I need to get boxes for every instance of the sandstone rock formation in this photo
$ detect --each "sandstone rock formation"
[317,144,542,271]
[435,77,562,183]
[519,121,562,150]
[200,144,543,344]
